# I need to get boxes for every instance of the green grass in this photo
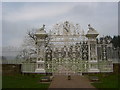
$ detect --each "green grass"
[2,74,50,88]
[3,73,120,88]
[89,73,120,88]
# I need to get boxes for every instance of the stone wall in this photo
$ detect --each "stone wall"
[2,64,21,75]
[113,63,120,73]
[2,63,119,75]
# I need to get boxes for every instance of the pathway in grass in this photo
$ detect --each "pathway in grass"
[49,75,95,88]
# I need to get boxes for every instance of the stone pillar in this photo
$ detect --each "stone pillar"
[34,25,48,73]
[86,24,99,72]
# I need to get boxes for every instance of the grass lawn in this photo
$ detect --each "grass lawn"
[2,74,50,88]
[2,73,120,89]
[89,73,120,88]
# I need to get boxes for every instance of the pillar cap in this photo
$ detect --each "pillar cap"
[35,24,48,37]
[86,24,99,38]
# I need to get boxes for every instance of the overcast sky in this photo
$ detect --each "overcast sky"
[2,2,118,47]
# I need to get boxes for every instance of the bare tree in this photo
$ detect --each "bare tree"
[17,27,50,61]
[16,28,37,61]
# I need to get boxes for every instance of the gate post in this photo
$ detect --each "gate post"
[34,25,48,73]
[86,24,100,73]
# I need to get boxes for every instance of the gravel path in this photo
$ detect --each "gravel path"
[49,75,95,88]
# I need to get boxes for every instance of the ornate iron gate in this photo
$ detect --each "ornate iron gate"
[45,21,89,75]
[21,21,113,74]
